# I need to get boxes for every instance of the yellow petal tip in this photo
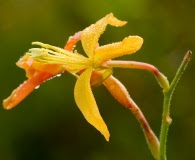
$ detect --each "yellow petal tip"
[104,132,110,141]
[74,68,110,141]
[107,13,127,27]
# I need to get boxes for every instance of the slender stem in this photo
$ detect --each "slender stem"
[103,76,160,159]
[159,91,171,160]
[169,51,192,92]
[159,51,192,160]
[130,99,160,160]
[105,60,169,91]
[105,51,192,160]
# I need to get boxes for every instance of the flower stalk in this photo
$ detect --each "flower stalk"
[103,75,159,159]
[105,60,169,91]
[105,51,192,160]
[159,51,192,160]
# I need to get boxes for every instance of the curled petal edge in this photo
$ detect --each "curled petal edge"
[81,13,127,58]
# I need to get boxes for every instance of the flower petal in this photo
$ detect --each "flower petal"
[94,36,143,64]
[17,55,64,78]
[64,31,82,51]
[74,67,110,141]
[81,13,127,58]
[3,54,65,110]
[3,72,53,110]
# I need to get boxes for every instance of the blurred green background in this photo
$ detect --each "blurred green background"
[0,0,194,159]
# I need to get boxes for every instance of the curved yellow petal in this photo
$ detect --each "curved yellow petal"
[81,13,127,59]
[74,67,110,141]
[94,36,143,64]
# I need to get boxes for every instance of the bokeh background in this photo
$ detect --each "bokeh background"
[0,0,194,159]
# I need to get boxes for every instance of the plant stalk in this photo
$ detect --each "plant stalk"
[159,51,192,160]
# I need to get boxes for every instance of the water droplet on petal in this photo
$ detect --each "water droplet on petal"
[13,94,17,98]
[56,74,61,77]
[35,85,40,89]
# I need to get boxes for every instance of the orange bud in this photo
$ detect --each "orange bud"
[103,75,132,108]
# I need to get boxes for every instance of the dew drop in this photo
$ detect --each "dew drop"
[13,94,17,98]
[35,85,40,89]
[56,74,61,77]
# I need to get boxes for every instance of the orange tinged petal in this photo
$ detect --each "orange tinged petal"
[3,72,53,110]
[17,55,64,78]
[64,31,82,51]
[74,67,110,141]
[3,53,65,110]
[94,36,143,64]
[81,13,127,58]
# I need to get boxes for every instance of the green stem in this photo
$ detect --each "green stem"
[105,60,168,159]
[159,91,171,160]
[159,51,192,160]
[105,51,192,160]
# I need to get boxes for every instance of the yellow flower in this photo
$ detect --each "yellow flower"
[3,13,143,141]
